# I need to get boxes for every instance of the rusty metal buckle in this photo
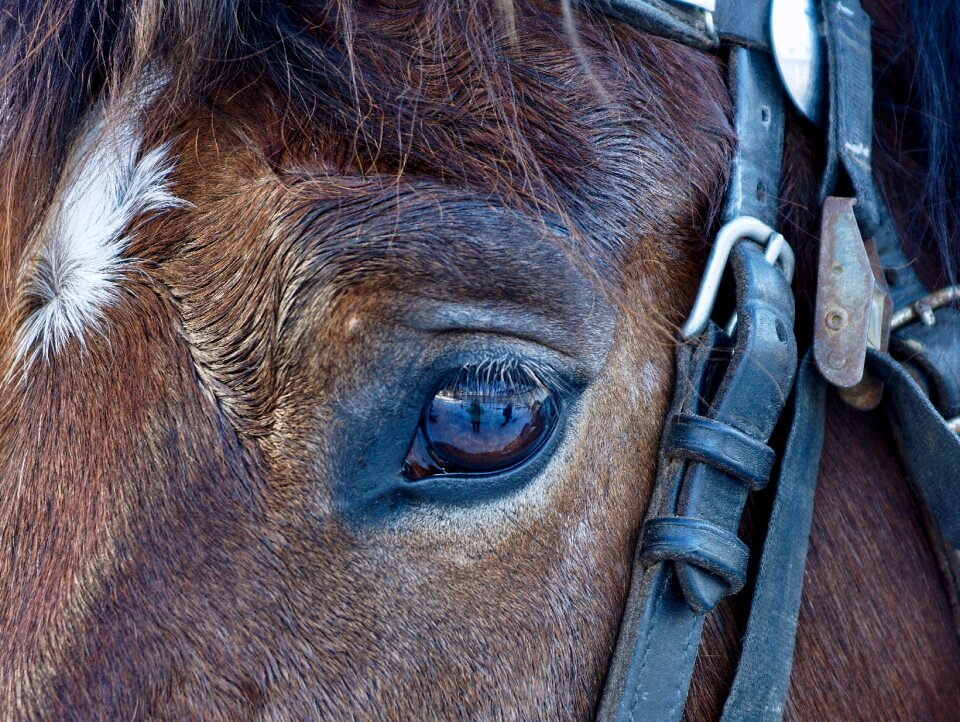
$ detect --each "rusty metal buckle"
[682,216,795,340]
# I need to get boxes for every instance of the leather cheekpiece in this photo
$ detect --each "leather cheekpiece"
[595,242,798,722]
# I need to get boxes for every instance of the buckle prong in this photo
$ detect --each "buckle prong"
[682,216,794,340]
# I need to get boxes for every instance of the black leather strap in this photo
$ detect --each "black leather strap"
[714,0,772,49]
[596,242,797,722]
[891,307,960,418]
[719,356,828,722]
[594,328,715,722]
[818,0,929,309]
[576,0,775,51]
[565,4,960,722]
[866,349,960,549]
[722,47,786,225]
[579,0,717,48]
[873,201,929,311]
[819,0,877,234]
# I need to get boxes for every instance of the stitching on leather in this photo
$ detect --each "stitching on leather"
[627,570,669,721]
[670,617,701,720]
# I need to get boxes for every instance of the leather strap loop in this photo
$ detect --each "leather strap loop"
[666,413,775,490]
[639,517,750,610]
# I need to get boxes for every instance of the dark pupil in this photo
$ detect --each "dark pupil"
[405,383,557,479]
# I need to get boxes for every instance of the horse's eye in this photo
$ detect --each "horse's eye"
[403,371,559,481]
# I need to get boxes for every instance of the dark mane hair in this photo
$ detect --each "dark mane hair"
[1,0,958,287]
[905,0,960,281]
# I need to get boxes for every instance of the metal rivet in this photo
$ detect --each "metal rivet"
[828,352,847,370]
[825,309,847,330]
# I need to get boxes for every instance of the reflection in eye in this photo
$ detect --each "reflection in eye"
[403,361,560,481]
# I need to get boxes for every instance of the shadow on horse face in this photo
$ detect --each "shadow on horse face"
[0,3,736,719]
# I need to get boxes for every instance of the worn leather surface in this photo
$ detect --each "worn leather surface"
[666,413,777,490]
[595,243,797,722]
[819,0,878,234]
[891,307,960,419]
[718,356,827,722]
[713,0,771,49]
[567,3,960,721]
[578,0,776,51]
[866,349,960,549]
[722,47,785,225]
[818,0,929,308]
[581,0,718,48]
[711,351,960,722]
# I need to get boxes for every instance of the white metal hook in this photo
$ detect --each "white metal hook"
[681,216,795,340]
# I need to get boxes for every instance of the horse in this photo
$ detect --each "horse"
[1,0,958,719]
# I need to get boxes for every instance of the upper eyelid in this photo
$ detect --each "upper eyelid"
[438,356,568,397]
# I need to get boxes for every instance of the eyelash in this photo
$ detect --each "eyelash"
[437,356,563,399]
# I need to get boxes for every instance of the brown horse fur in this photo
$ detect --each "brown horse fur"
[0,1,957,720]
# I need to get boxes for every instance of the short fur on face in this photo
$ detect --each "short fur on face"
[0,2,732,719]
[2,1,959,721]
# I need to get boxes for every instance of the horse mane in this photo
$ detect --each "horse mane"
[1,0,957,301]
[903,0,960,281]
[0,0,737,351]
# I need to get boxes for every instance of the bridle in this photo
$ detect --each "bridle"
[562,2,960,721]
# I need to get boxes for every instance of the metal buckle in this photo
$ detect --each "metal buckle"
[814,197,892,398]
[681,216,795,340]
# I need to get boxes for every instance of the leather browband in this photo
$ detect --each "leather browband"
[576,0,718,48]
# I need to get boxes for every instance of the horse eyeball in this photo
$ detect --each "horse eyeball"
[403,384,558,480]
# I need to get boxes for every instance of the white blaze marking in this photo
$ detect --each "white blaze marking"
[15,109,186,366]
